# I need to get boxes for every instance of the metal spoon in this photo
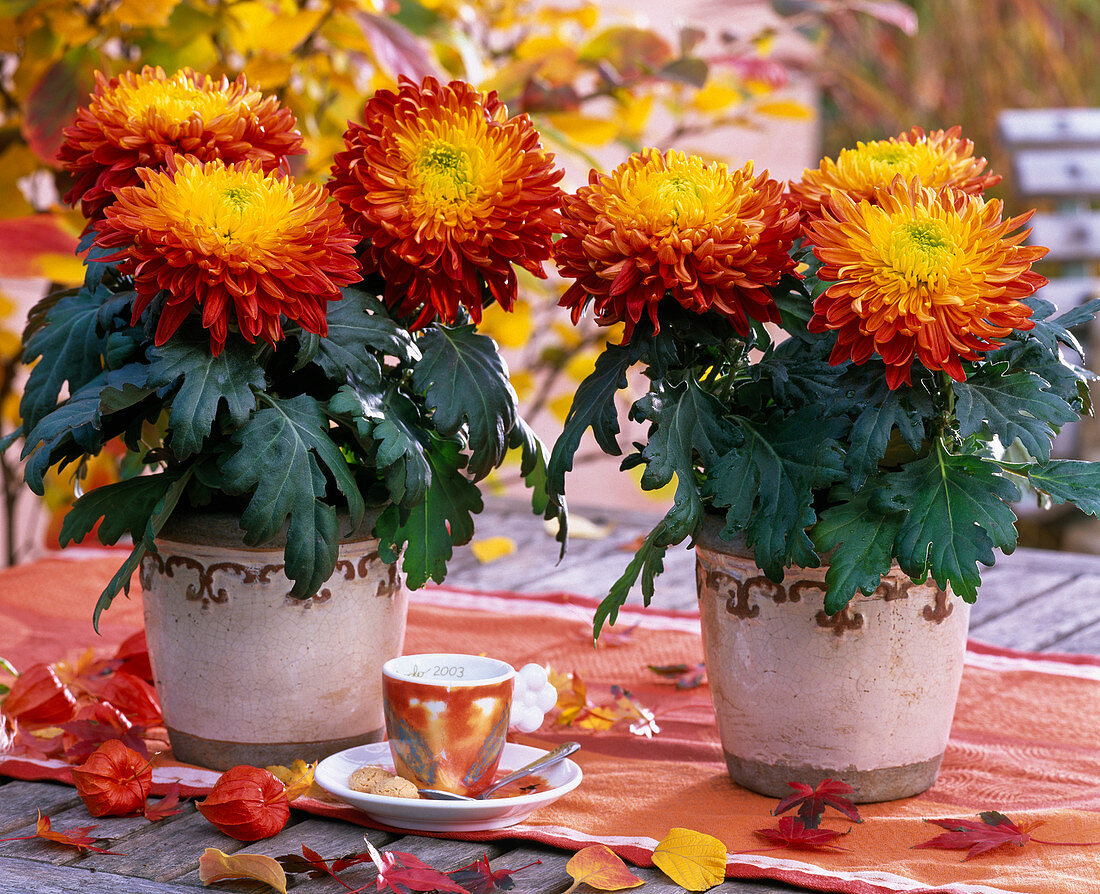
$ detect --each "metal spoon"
[418,741,581,801]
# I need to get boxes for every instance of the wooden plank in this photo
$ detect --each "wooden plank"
[1045,617,1100,655]
[174,815,399,893]
[60,806,249,881]
[483,843,798,894]
[0,781,83,836]
[999,108,1100,148]
[0,856,199,894]
[1028,211,1100,262]
[969,573,1100,650]
[1014,148,1100,197]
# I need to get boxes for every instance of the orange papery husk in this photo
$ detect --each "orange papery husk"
[197,766,291,841]
[71,740,153,817]
[1,663,77,727]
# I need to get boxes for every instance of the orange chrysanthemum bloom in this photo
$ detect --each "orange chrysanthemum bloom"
[555,148,800,340]
[329,76,563,329]
[59,66,303,222]
[790,126,1000,221]
[807,177,1047,390]
[94,156,360,355]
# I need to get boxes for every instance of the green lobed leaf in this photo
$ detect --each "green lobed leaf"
[148,335,266,458]
[412,323,517,481]
[706,408,846,579]
[221,394,365,597]
[59,473,184,548]
[1026,460,1100,516]
[873,441,1020,601]
[78,469,193,631]
[811,487,904,613]
[845,385,928,490]
[312,288,419,385]
[953,365,1076,462]
[330,382,432,507]
[21,364,153,493]
[631,378,737,493]
[20,284,114,435]
[593,526,668,639]
[507,416,567,547]
[547,335,651,495]
[377,437,483,588]
[1024,296,1100,356]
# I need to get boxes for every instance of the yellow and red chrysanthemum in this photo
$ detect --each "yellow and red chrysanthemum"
[790,126,1000,221]
[94,156,360,355]
[554,148,800,340]
[59,66,303,222]
[328,76,564,329]
[807,176,1047,389]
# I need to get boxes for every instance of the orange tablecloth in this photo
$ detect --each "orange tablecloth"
[3,554,1100,894]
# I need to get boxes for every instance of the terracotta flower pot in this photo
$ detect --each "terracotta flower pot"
[140,512,407,770]
[695,516,970,802]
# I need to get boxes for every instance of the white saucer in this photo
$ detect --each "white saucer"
[314,742,583,832]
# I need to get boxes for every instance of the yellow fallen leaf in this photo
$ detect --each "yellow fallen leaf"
[266,759,320,801]
[470,536,517,564]
[652,827,727,891]
[564,845,644,893]
[199,848,287,893]
[547,513,612,541]
[753,99,813,120]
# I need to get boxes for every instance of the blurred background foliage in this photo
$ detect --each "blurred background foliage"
[817,0,1100,210]
[0,0,941,561]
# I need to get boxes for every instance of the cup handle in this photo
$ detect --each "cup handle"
[508,663,558,733]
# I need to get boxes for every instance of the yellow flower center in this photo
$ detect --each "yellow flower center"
[615,152,743,238]
[115,74,236,125]
[148,162,296,255]
[839,139,950,188]
[412,140,475,205]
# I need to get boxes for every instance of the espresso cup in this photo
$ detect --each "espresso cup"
[381,653,555,796]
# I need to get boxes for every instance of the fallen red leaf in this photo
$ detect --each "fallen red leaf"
[447,854,540,894]
[0,812,120,854]
[85,671,162,727]
[197,766,290,842]
[773,779,861,829]
[61,701,149,761]
[144,782,185,821]
[71,740,152,817]
[366,840,470,894]
[754,816,849,851]
[914,811,1043,861]
[1,663,76,727]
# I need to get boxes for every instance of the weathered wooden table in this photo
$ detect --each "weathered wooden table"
[3,498,1099,893]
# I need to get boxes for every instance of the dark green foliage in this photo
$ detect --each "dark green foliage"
[550,270,1100,638]
[412,323,518,481]
[17,256,554,617]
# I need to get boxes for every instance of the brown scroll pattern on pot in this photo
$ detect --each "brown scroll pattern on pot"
[699,562,954,633]
[139,549,399,608]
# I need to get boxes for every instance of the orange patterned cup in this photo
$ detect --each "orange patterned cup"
[382,654,515,796]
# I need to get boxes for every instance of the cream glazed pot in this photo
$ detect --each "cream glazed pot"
[140,512,407,770]
[695,516,970,802]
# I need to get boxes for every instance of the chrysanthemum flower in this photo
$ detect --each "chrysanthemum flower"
[328,76,564,329]
[94,156,360,355]
[59,66,303,222]
[790,126,1000,220]
[554,148,800,340]
[807,176,1047,389]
